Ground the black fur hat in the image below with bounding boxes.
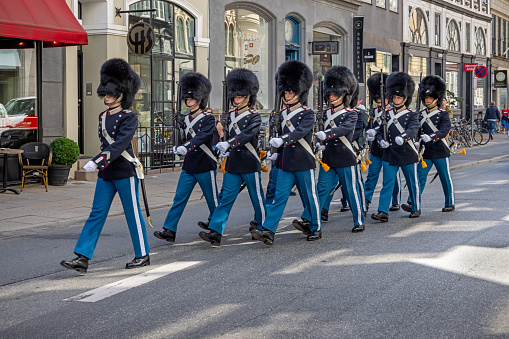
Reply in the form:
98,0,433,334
226,68,259,107
276,60,313,105
323,66,359,108
386,72,415,107
179,72,212,110
367,72,388,104
97,58,140,109
419,75,446,106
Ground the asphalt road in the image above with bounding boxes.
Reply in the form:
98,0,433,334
1,159,509,338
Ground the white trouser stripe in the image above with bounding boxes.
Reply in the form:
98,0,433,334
350,166,362,224
446,157,455,205
310,169,321,231
253,172,265,224
130,176,146,256
413,163,420,210
210,170,218,207
396,170,401,202
356,165,366,209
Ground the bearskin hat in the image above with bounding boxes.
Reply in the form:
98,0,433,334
276,60,313,105
367,72,388,104
323,66,359,108
385,72,415,107
419,75,446,106
179,72,212,110
226,68,259,107
97,58,140,109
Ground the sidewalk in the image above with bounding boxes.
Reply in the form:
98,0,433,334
1,133,508,237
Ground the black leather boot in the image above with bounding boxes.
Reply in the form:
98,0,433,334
340,205,350,212
442,205,455,212
250,228,275,246
321,208,329,222
126,254,150,269
197,220,210,230
248,220,258,232
60,254,89,273
371,212,389,222
401,203,412,213
153,229,176,243
292,218,311,235
199,230,221,246
409,210,421,218
389,204,400,211
352,224,365,233
306,229,322,241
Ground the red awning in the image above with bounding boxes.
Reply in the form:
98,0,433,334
0,0,88,47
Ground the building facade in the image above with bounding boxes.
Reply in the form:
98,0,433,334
491,0,509,108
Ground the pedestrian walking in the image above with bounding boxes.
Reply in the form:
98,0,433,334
60,58,150,273
484,101,501,140
371,72,420,222
198,68,266,246
501,104,509,133
153,72,219,243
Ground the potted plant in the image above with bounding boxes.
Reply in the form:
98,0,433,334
48,137,80,186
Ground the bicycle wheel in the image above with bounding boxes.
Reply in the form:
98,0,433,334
450,129,461,145
479,127,490,145
461,131,472,148
472,130,483,145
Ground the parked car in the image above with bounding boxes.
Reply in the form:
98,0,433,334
0,97,37,148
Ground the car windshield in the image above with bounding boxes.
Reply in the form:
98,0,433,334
0,104,7,118
4,98,35,116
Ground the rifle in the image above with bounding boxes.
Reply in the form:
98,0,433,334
380,72,388,141
269,88,282,154
221,80,230,141
173,81,183,147
315,78,325,134
416,73,423,140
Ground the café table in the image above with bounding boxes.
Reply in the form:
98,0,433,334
0,148,24,194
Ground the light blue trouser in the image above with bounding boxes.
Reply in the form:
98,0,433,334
364,154,401,206
74,177,150,259
355,163,367,212
163,170,218,232
262,169,321,233
317,165,365,226
417,157,455,207
265,165,279,205
378,162,420,214
209,171,266,235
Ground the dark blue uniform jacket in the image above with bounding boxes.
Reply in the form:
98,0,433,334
92,107,137,181
225,107,262,174
420,107,451,159
322,107,358,168
369,106,385,157
181,111,217,174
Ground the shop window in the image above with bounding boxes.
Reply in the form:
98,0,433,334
224,9,270,110
446,20,460,52
312,30,342,109
475,27,486,55
409,9,428,45
365,52,392,104
445,62,459,108
408,55,428,110
474,77,485,109
0,48,38,149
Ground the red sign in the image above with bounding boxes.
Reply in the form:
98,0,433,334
464,63,478,72
474,65,488,78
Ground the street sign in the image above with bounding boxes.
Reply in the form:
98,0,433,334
474,65,488,78
464,63,478,72
494,70,507,88
363,48,376,63
127,22,154,56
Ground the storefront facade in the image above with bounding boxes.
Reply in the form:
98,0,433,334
491,1,509,109
402,0,491,119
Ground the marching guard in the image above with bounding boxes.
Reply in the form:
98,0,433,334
402,75,454,213
314,66,365,232
371,72,420,222
153,72,219,243
199,69,266,246
60,58,150,272
364,73,401,213
251,60,321,245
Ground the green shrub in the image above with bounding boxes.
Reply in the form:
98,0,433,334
50,137,80,165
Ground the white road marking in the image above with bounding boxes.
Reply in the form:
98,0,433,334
63,261,200,303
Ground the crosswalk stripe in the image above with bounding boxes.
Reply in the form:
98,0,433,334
63,261,201,303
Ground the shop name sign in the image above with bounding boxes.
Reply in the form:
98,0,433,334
494,70,507,88
233,31,260,41
464,63,478,72
127,22,155,56
353,16,364,83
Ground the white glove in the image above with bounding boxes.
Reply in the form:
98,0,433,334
366,135,375,142
266,151,278,161
395,136,404,145
216,141,230,153
220,151,230,158
413,141,421,150
318,144,326,151
366,129,377,138
379,140,390,148
315,131,327,141
269,137,284,148
420,134,432,143
172,145,178,154
83,161,98,172
176,146,188,156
